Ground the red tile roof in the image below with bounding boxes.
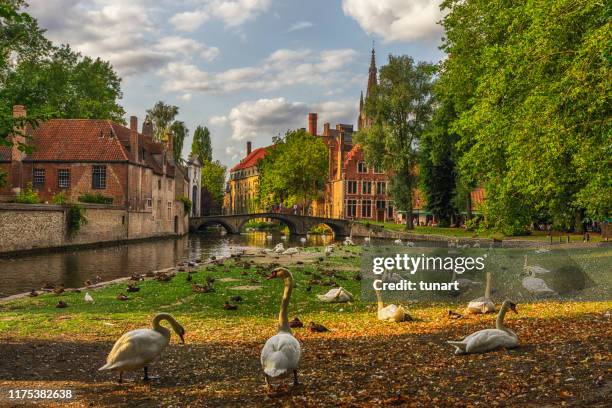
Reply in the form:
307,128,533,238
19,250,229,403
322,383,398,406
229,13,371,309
230,146,270,172
343,143,362,167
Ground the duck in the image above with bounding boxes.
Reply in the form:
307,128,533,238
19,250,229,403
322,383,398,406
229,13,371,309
447,300,519,355
308,322,329,332
316,287,353,303
127,284,140,292
282,247,299,258
288,317,304,328
29,289,38,297
223,301,238,310
465,272,496,314
261,268,301,389
523,255,550,275
84,280,93,286
192,283,214,293
53,285,65,295
56,300,68,308
448,310,463,319
186,274,193,282
84,292,94,303
116,293,129,301
43,282,55,290
99,313,185,383
155,272,172,282
230,295,243,302
375,289,409,322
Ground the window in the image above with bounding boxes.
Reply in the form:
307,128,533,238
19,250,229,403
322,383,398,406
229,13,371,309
156,199,162,218
58,169,70,188
376,181,386,195
357,161,367,173
167,201,172,220
374,164,384,174
158,180,162,190
361,200,372,218
362,181,372,195
346,199,357,218
347,180,358,194
376,200,386,210
33,168,45,188
387,204,394,218
92,165,107,189
146,198,152,208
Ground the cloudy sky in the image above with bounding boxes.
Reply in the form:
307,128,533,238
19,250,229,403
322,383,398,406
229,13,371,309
26,0,445,167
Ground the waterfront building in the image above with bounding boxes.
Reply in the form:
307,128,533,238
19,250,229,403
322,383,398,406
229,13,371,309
224,142,270,214
186,154,202,216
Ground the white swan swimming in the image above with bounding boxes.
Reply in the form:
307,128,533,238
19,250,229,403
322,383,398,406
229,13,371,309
448,300,519,355
375,289,407,322
465,272,495,314
261,268,301,389
99,313,185,382
316,287,353,303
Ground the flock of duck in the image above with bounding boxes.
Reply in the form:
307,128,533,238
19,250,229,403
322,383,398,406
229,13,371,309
97,240,527,389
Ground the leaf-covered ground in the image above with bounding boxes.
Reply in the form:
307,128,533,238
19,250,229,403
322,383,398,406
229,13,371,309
0,247,610,407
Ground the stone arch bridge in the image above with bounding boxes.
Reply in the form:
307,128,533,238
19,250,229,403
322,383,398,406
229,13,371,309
189,213,352,237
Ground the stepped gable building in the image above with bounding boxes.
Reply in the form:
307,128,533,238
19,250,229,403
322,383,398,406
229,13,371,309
0,105,188,232
225,141,270,214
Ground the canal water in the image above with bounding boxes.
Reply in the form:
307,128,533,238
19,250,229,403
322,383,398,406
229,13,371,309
0,232,340,298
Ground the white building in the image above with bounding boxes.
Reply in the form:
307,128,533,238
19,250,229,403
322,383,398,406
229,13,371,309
186,154,202,217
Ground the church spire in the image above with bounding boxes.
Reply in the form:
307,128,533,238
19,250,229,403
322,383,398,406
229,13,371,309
359,90,364,112
366,46,377,98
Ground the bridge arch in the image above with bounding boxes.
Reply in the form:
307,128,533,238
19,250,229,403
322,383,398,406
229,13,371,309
194,219,238,234
237,214,299,235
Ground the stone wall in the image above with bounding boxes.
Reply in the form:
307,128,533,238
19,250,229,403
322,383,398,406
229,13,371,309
0,203,187,254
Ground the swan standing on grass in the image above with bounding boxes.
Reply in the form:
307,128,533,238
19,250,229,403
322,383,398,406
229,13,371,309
447,300,519,355
282,247,299,258
465,272,495,314
99,313,185,383
261,268,301,390
274,243,285,254
375,289,407,322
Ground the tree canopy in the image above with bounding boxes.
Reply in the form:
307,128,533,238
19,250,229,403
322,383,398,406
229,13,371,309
145,101,186,162
191,126,212,164
201,160,227,207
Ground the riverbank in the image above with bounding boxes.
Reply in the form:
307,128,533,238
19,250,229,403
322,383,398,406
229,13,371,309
0,245,610,407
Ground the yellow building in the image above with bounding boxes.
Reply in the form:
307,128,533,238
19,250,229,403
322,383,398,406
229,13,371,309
224,142,270,214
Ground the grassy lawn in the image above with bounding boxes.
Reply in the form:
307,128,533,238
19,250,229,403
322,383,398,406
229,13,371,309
363,221,605,242
0,246,610,407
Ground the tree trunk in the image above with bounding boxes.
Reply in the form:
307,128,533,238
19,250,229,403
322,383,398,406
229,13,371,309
465,191,472,220
405,206,414,230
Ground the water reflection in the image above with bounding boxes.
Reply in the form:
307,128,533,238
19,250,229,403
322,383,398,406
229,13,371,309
0,231,337,297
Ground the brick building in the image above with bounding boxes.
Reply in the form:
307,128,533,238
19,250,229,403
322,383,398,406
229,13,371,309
0,105,188,233
224,141,270,214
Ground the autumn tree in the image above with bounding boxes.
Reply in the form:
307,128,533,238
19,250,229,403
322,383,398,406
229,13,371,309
257,129,328,213
355,55,436,230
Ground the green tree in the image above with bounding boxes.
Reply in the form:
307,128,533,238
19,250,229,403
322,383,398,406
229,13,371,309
145,101,179,142
191,125,212,163
201,159,226,206
170,121,188,163
257,129,328,212
355,55,436,230
439,0,611,233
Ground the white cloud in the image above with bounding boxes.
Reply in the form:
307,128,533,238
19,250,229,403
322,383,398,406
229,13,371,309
170,10,210,32
342,0,443,42
211,97,358,140
155,36,219,62
158,48,358,94
179,93,193,101
287,21,314,32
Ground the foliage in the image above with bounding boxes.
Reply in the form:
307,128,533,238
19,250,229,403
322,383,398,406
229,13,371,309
178,195,192,214
145,101,179,142
170,121,188,163
439,0,611,232
1,44,125,123
51,191,67,205
0,169,6,188
78,192,113,204
257,129,328,211
191,126,212,164
14,183,40,203
201,159,226,206
355,55,436,230
66,203,86,236
243,220,279,231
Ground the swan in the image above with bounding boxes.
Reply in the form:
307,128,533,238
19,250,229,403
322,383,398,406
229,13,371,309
274,245,285,254
99,313,185,382
266,235,273,240
300,237,306,244
465,272,495,314
281,235,287,241
523,255,550,275
282,247,299,257
364,236,371,244
343,236,354,246
534,248,550,254
84,292,94,303
316,287,353,303
447,300,519,355
393,239,402,245
324,245,334,256
522,273,556,296
261,268,301,389
375,289,407,322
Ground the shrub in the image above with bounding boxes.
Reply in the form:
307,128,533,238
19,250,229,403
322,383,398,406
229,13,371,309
14,183,41,204
78,192,113,204
67,204,87,236
52,192,68,204
178,196,192,213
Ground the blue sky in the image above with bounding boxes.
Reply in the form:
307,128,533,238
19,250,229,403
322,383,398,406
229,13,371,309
27,0,445,167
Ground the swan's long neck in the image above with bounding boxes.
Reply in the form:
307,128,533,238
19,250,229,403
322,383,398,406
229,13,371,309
484,272,491,300
278,274,293,333
152,313,176,338
375,288,384,311
495,304,510,332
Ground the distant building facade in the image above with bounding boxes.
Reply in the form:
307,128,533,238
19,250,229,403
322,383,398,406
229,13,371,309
224,141,270,214
186,154,202,217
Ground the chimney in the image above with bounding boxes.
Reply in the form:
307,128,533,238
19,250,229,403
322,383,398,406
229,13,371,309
308,112,318,135
129,116,139,162
246,141,252,156
337,133,344,178
10,105,27,193
141,120,153,140
323,122,330,136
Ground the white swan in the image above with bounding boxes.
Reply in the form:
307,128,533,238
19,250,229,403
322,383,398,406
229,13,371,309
282,247,299,257
364,236,371,244
448,300,519,355
299,237,306,244
316,287,353,303
523,255,550,275
324,246,333,256
99,313,185,382
261,268,301,389
343,237,354,246
393,239,402,245
465,272,495,314
522,273,556,295
375,289,407,322
274,244,285,254
84,292,94,303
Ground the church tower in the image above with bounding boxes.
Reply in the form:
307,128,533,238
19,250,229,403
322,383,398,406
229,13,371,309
358,47,377,131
